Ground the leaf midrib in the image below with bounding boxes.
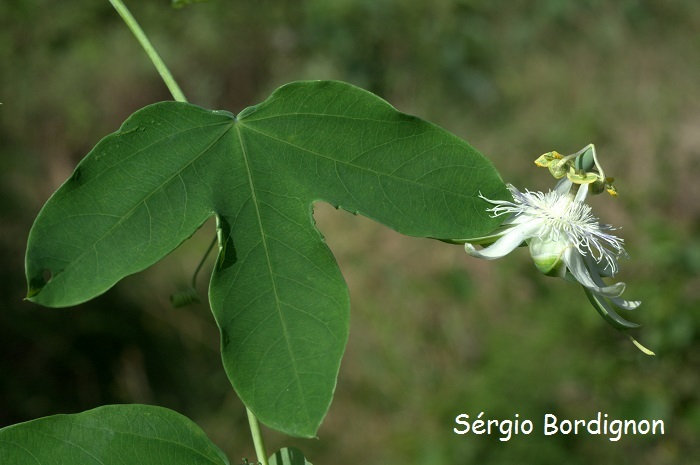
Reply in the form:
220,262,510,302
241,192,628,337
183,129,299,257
234,123,312,427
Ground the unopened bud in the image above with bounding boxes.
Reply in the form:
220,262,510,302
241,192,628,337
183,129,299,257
548,159,569,179
535,151,563,168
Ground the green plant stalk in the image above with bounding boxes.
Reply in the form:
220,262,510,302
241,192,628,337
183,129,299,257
107,1,270,462
108,0,188,103
247,408,270,465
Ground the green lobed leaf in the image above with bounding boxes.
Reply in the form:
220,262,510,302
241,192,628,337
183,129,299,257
25,80,509,437
0,405,229,464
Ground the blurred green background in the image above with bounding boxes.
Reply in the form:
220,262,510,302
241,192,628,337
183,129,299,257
1,1,699,463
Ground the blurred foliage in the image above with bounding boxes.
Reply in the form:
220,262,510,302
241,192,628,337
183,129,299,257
1,0,699,464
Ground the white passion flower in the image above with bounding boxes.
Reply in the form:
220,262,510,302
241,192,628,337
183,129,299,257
464,173,652,354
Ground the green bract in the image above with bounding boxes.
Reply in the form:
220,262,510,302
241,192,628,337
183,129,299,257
529,237,568,277
25,80,509,437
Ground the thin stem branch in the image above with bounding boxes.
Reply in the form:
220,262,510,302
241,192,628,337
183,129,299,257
246,408,270,465
108,0,188,103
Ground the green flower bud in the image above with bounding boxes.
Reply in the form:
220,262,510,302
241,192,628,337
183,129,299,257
534,151,563,168
548,159,569,178
590,179,606,195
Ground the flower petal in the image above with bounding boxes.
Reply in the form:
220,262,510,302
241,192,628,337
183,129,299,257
574,182,590,203
464,221,540,260
582,256,641,310
628,335,655,355
564,248,625,297
582,286,640,330
554,178,573,195
609,297,642,310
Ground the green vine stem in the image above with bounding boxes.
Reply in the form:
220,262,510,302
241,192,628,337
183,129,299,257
108,1,270,463
108,0,188,103
247,408,270,465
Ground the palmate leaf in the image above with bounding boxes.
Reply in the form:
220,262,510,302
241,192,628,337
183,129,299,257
0,405,229,464
25,80,509,437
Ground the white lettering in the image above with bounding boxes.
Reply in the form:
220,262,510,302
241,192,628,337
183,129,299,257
499,420,513,442
636,420,648,434
609,420,622,442
454,412,665,441
472,412,485,434
559,419,572,435
453,414,470,435
543,414,558,435
587,412,601,435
